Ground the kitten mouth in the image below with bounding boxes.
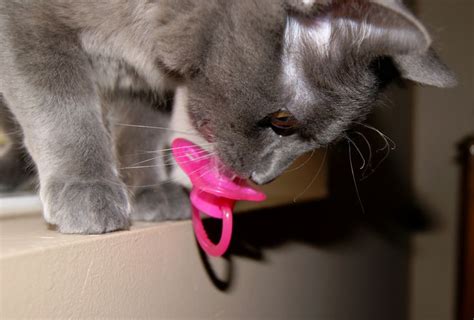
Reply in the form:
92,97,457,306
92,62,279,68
196,120,214,143
172,138,249,186
211,157,240,181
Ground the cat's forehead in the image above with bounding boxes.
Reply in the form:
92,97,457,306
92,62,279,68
198,1,381,121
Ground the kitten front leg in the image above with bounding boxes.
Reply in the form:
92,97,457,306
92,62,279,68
1,45,129,234
106,92,191,222
132,183,190,222
3,89,130,233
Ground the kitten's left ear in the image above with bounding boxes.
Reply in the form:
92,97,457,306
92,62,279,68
285,0,432,55
285,0,456,87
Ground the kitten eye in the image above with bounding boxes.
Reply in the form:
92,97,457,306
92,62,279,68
269,110,299,136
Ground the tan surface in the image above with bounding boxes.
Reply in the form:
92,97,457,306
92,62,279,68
1,214,408,320
0,215,161,259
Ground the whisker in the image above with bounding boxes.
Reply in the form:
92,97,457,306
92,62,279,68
121,164,171,170
115,123,197,135
173,152,216,165
120,163,209,188
345,135,366,170
366,145,392,178
120,153,216,170
293,148,328,202
123,143,216,159
126,148,212,167
102,168,193,189
127,155,163,167
135,142,216,155
353,122,398,179
0,129,23,137
355,122,396,150
284,149,316,174
348,140,366,214
196,162,221,180
352,131,373,178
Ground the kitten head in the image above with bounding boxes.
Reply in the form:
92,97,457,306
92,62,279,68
162,0,456,184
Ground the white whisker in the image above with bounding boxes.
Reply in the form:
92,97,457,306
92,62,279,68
122,163,208,188
345,135,366,170
0,129,23,137
120,153,216,170
293,148,327,202
355,122,396,150
352,131,372,178
354,122,397,179
284,149,316,174
124,143,215,159
115,123,197,135
126,148,212,167
135,142,216,155
348,140,365,214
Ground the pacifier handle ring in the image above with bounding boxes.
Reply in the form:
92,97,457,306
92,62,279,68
191,204,233,257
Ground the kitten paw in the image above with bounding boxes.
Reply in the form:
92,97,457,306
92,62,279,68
42,179,130,234
131,183,191,221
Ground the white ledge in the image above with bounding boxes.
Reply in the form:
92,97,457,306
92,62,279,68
0,194,43,218
0,213,408,319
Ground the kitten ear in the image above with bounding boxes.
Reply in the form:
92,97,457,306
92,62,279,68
285,0,457,87
393,48,457,87
285,0,432,56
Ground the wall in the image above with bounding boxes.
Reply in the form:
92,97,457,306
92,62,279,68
411,1,474,319
1,212,408,319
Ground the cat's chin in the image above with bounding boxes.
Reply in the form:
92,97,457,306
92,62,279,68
250,173,277,186
249,171,278,186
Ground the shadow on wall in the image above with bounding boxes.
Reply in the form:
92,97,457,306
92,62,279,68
198,84,435,294
199,138,423,292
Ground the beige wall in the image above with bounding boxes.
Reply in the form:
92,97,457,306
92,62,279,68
411,1,474,319
1,215,409,320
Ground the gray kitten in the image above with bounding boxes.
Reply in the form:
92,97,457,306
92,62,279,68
0,0,455,233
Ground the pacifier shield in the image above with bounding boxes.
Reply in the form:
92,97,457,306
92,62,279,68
171,138,266,257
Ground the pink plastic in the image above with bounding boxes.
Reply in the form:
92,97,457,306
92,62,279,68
171,138,266,256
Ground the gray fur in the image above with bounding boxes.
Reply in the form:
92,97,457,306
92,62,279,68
394,48,457,87
102,90,191,222
0,0,454,233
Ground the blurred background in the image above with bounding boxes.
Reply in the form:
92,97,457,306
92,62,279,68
0,1,472,319
389,1,473,318
321,0,474,318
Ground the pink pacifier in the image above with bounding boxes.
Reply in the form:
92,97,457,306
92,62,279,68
171,138,266,256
